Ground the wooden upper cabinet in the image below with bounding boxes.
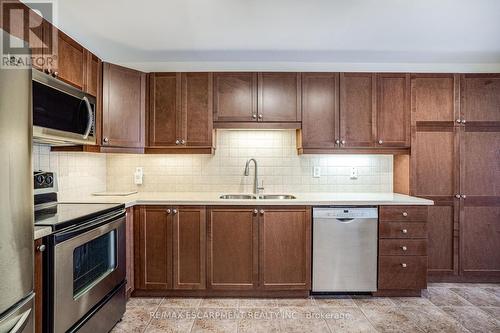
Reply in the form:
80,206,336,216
182,73,213,147
259,207,311,290
84,51,101,97
135,206,172,290
149,73,181,147
258,73,301,122
461,74,500,123
54,31,85,89
301,73,339,149
214,72,257,122
102,63,146,148
173,207,206,290
339,73,376,147
376,74,410,147
208,208,258,290
411,74,458,123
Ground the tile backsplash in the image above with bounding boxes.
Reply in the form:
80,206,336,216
107,130,393,193
33,144,107,199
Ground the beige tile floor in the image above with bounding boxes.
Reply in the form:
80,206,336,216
111,283,500,333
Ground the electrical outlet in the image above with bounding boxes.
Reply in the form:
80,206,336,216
350,167,358,179
313,166,321,178
134,167,143,185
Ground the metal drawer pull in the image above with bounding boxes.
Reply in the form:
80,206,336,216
402,212,408,217
253,209,258,214
37,244,46,252
259,209,265,215
166,209,171,214
172,209,178,214
401,229,408,234
401,246,407,251
401,263,407,268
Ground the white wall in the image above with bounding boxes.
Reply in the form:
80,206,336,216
106,130,393,193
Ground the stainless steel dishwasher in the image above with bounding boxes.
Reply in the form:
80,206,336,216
312,207,378,292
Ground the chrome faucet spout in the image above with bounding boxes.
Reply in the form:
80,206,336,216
244,158,263,195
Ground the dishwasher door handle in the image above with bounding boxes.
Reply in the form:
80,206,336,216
335,218,355,223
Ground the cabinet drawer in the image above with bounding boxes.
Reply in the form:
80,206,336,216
378,256,427,290
379,222,427,239
380,206,427,222
379,239,427,256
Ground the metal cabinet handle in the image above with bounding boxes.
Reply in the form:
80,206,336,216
461,119,466,124
37,244,46,252
172,209,178,214
166,209,171,214
401,263,407,268
455,194,461,198
461,195,466,199
402,229,408,234
175,139,180,145
258,114,263,119
252,114,257,119
103,137,109,143
456,119,461,123
181,139,186,145
402,212,408,217
401,246,407,251
53,71,58,77
253,209,258,214
341,140,346,145
378,140,383,145
259,209,264,215
335,139,340,145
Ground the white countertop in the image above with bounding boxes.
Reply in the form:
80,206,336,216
34,192,432,240
60,192,434,208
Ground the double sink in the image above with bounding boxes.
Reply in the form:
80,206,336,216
220,194,296,200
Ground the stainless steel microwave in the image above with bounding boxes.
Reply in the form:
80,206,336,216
32,70,96,146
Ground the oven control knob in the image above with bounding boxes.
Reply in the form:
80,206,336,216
45,175,53,185
35,175,45,185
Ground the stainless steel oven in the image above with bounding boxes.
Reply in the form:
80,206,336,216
32,69,96,146
45,208,126,333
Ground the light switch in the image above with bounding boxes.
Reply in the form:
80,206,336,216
313,166,321,178
350,167,358,179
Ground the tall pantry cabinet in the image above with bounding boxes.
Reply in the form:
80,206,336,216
410,74,500,282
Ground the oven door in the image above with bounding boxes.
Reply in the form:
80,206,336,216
32,69,96,146
52,210,125,333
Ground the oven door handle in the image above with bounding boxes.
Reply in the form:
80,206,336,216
82,96,93,139
54,209,125,244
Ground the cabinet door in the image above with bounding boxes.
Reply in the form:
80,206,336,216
135,206,172,290
34,239,43,333
376,74,410,147
339,73,376,147
411,74,458,123
55,31,85,89
258,73,301,122
301,73,339,149
259,207,311,290
459,130,500,280
125,207,134,296
461,74,500,123
173,206,206,290
149,73,181,147
102,63,146,148
213,73,257,122
84,51,101,97
208,208,258,290
181,73,213,147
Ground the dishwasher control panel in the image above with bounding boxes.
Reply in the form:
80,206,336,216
313,207,378,219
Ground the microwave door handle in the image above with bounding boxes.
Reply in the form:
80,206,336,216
82,96,93,139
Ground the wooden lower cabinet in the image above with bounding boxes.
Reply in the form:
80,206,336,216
259,207,311,290
125,207,135,297
134,205,311,296
376,206,428,296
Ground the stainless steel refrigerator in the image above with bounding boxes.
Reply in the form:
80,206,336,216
0,29,35,333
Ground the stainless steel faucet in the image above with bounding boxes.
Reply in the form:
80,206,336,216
244,158,264,195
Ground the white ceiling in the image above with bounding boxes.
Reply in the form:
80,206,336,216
26,0,500,72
